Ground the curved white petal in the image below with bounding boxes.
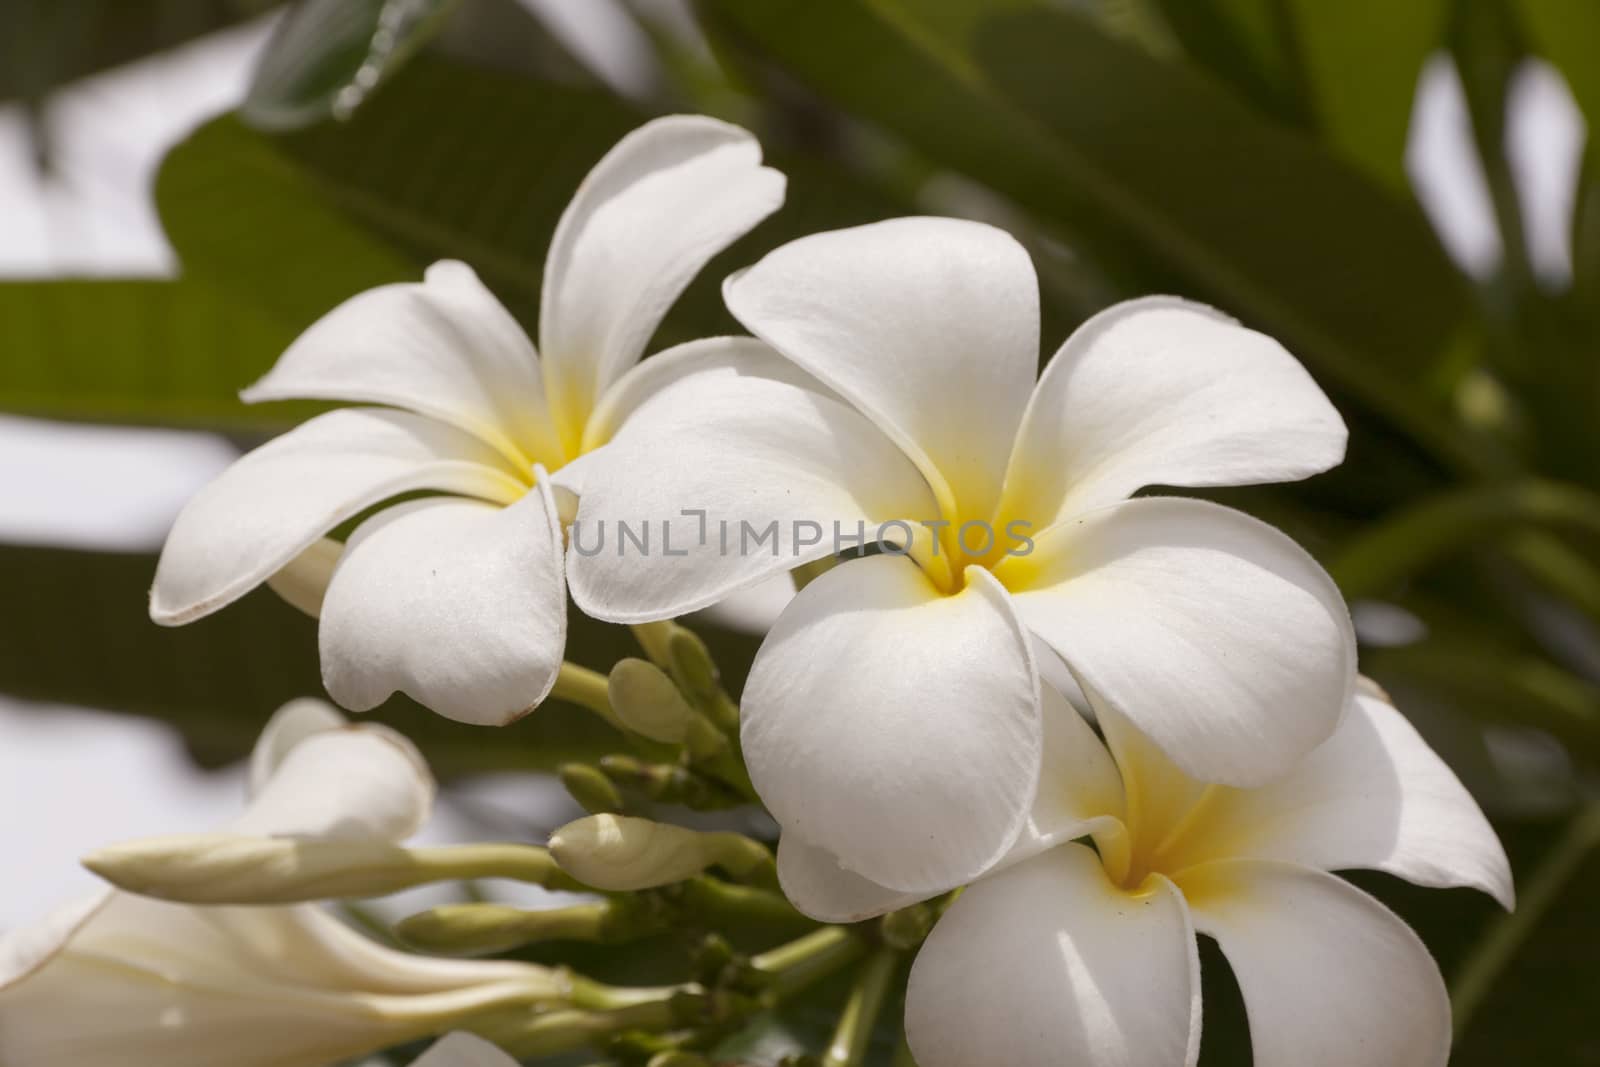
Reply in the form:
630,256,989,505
566,375,940,623
1000,297,1347,524
1183,860,1451,1067
414,1033,519,1067
1009,682,1126,862
319,477,566,725
724,216,1038,524
243,261,560,467
578,335,823,455
1186,680,1513,908
233,723,435,842
775,836,927,923
742,558,1040,894
266,537,342,618
906,843,1200,1067
1001,497,1355,787
247,697,349,795
0,892,109,991
540,115,785,451
0,893,553,1067
151,408,524,626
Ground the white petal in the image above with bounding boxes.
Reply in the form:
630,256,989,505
775,836,926,923
1000,297,1347,524
265,537,342,618
1010,682,1126,861
0,892,109,990
723,216,1037,524
742,558,1040,894
247,697,349,795
540,115,785,451
0,894,552,1067
566,375,939,623
1001,497,1355,787
151,408,525,625
243,261,560,467
577,335,822,455
319,477,566,725
1187,680,1514,908
414,1033,519,1067
1183,860,1451,1067
906,843,1200,1067
232,722,435,842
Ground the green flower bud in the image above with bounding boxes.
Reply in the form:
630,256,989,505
548,815,776,891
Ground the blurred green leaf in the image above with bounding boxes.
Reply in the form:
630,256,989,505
1283,0,1448,189
0,280,312,429
242,0,460,131
0,544,762,777
157,115,421,332
162,57,913,349
703,0,1489,473
0,0,276,104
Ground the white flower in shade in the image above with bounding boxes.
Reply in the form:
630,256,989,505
0,701,562,1067
151,115,787,725
778,680,1512,1067
567,215,1356,894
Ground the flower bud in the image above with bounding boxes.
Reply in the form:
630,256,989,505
84,834,574,904
398,901,658,956
548,815,775,891
559,763,624,813
608,658,697,743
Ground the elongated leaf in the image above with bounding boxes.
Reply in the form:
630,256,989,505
242,0,460,130
0,0,277,104
0,543,761,776
156,117,420,332
0,280,313,429
704,0,1489,473
1285,0,1449,189
161,57,913,350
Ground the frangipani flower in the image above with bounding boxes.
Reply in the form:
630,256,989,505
151,115,786,724
793,679,1510,1067
568,216,1356,893
0,700,562,1067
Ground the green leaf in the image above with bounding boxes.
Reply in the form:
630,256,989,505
160,57,915,349
0,279,313,429
0,544,763,777
156,115,421,333
1283,0,1449,189
241,0,460,131
702,0,1490,474
0,0,277,104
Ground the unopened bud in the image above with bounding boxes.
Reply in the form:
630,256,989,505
399,899,659,956
608,658,697,743
599,754,720,807
84,834,577,903
549,815,776,891
85,833,423,904
559,763,624,813
667,628,720,705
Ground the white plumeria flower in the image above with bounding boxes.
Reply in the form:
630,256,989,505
151,115,786,725
0,700,563,1067
790,681,1512,1067
568,216,1356,894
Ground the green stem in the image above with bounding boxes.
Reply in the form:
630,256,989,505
552,661,623,729
822,949,899,1067
1329,480,1600,599
632,620,678,668
754,926,868,999
1450,802,1600,1036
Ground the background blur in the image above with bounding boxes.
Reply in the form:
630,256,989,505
1,0,1597,1062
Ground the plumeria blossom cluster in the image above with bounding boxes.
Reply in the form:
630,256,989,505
5,114,1515,1066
